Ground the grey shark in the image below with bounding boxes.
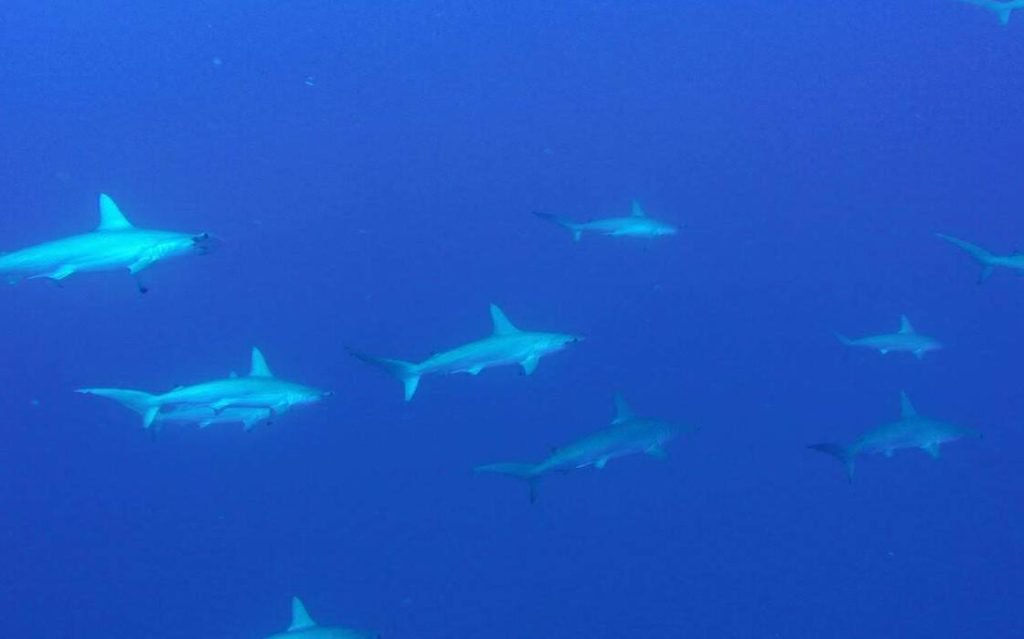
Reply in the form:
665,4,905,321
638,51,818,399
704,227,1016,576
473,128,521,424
835,315,941,359
809,391,980,481
347,304,581,401
78,347,329,430
476,394,693,501
533,200,677,242
0,193,214,291
265,596,377,639
956,0,1024,24
937,233,1024,283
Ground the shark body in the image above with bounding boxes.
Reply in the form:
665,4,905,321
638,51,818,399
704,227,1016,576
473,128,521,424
348,304,581,400
937,233,1024,282
809,392,979,481
476,395,691,501
265,597,377,639
0,194,214,290
78,347,329,430
835,315,941,359
533,200,677,242
957,0,1024,25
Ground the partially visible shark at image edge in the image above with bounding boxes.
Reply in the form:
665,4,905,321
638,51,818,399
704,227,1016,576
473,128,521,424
955,0,1024,25
263,596,377,639
937,233,1024,282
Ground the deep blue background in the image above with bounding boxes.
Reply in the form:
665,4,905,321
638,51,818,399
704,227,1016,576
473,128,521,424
1,1,1022,637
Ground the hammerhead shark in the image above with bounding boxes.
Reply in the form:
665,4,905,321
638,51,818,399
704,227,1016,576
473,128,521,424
348,304,581,400
937,233,1024,283
476,394,693,502
532,200,677,242
835,315,942,359
78,347,329,430
809,391,980,481
0,193,215,292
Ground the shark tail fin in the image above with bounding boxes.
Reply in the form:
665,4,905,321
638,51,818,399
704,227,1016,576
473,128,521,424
532,211,582,242
808,443,856,482
475,462,542,503
76,388,161,429
346,347,421,401
936,233,997,283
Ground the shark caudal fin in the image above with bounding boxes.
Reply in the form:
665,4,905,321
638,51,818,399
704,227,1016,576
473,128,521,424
475,462,543,503
936,233,998,283
532,211,583,242
808,443,856,482
346,347,421,400
76,388,161,428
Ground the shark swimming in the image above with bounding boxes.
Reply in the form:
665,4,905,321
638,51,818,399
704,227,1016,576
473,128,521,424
937,233,1024,283
78,347,330,430
956,0,1024,25
264,596,377,639
0,193,215,292
476,394,692,502
835,315,941,359
809,391,980,481
347,304,581,401
532,200,677,242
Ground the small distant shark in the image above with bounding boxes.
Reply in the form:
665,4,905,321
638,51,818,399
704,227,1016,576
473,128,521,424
264,596,377,639
78,347,330,430
835,315,941,359
347,304,581,401
809,391,980,481
532,200,677,242
0,193,215,292
937,233,1024,283
956,0,1024,25
476,394,692,502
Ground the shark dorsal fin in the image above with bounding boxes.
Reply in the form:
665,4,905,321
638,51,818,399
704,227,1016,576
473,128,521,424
489,304,520,335
97,194,134,231
288,597,317,632
612,393,634,424
630,200,647,217
899,391,918,419
250,347,274,377
899,315,915,334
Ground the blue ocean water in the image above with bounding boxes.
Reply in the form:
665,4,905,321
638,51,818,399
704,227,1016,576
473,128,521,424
1,1,1022,637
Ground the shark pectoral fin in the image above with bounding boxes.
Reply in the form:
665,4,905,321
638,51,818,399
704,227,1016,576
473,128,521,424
199,419,215,429
466,366,484,376
142,406,160,429
646,445,667,459
211,399,232,414
31,265,77,281
923,442,941,459
521,356,539,376
913,350,925,360
883,449,894,458
979,265,994,284
243,417,262,432
572,229,582,242
594,457,609,470
879,349,889,355
128,257,155,275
